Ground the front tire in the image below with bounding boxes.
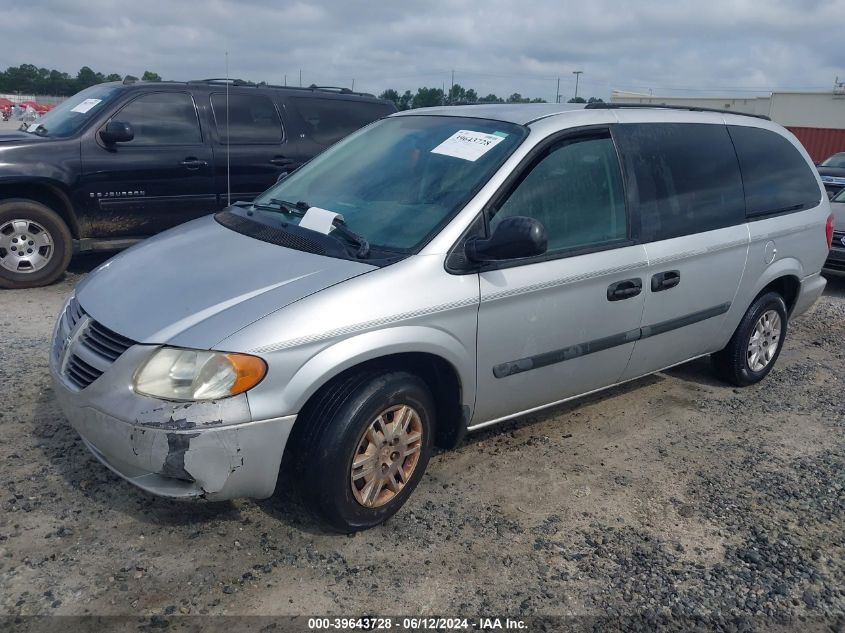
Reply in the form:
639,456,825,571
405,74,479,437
292,371,436,532
712,291,787,386
0,199,73,289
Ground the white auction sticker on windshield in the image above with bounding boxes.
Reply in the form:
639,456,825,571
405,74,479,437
431,130,506,162
26,123,40,132
70,98,102,114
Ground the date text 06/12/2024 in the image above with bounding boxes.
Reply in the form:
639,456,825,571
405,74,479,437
306,617,528,630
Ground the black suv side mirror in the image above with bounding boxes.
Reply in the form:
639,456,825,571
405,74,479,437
465,216,547,262
99,121,134,144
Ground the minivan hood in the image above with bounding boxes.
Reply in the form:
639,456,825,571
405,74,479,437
76,215,376,349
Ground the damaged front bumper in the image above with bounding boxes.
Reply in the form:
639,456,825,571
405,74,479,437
50,343,295,501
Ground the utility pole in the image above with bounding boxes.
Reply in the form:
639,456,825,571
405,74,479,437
299,69,302,87
573,70,583,100
351,79,355,91
283,74,287,86
450,69,454,104
556,77,561,103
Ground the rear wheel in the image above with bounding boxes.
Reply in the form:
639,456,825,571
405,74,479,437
0,199,72,289
712,291,787,386
291,370,435,532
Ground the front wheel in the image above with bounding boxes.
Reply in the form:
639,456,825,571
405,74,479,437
712,291,788,386
0,199,73,289
292,371,436,532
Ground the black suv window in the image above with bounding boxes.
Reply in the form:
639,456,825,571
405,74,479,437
113,92,202,145
728,125,821,217
210,94,283,144
614,123,745,242
289,97,392,145
490,134,627,253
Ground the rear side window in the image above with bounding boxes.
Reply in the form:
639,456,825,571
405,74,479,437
210,94,283,144
728,125,821,217
614,123,745,241
289,97,392,145
114,92,202,145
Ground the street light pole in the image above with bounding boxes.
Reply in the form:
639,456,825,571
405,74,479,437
573,71,583,100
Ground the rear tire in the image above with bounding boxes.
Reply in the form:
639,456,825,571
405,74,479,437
712,291,787,387
290,370,436,532
0,199,72,289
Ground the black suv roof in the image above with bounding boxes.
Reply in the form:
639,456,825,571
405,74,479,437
117,77,385,102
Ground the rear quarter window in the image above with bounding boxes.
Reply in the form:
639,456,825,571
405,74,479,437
289,97,394,146
614,123,746,242
728,125,821,217
210,93,283,144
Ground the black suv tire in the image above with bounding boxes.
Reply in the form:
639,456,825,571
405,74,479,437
0,199,73,289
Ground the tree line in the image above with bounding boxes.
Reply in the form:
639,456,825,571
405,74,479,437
0,64,607,107
0,64,162,96
378,83,604,109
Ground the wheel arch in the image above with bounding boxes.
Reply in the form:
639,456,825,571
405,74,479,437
750,258,803,315
280,327,475,450
0,180,81,238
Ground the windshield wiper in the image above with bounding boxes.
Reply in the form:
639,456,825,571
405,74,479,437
331,217,370,259
252,198,370,258
19,123,47,136
251,198,308,217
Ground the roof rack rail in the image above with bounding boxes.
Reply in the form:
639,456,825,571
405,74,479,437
585,102,771,121
188,78,255,86
186,79,375,98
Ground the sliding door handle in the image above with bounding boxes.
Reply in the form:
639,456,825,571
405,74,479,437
651,270,680,292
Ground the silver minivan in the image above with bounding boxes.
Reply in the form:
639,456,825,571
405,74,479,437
50,103,833,531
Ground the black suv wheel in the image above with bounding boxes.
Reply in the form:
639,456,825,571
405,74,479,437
0,199,72,289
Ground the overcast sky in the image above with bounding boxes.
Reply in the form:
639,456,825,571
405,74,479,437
3,0,844,101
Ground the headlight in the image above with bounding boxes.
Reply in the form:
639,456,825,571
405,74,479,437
134,347,267,401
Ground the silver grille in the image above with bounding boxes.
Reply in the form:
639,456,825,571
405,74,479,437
56,296,137,390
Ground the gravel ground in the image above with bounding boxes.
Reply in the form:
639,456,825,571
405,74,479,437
0,255,843,631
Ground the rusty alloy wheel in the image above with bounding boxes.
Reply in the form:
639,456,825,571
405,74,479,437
350,404,423,508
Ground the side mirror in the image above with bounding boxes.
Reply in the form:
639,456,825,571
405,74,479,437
99,121,134,144
465,216,547,262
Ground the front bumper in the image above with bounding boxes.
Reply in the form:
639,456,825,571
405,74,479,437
49,315,294,501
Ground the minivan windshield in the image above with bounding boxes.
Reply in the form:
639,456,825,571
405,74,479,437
22,84,122,138
820,153,845,168
252,116,526,251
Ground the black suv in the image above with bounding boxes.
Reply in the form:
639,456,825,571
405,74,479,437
0,79,396,288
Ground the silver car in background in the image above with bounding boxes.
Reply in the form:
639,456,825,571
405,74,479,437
50,103,833,531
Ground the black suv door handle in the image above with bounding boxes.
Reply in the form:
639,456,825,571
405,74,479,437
607,278,643,301
269,156,296,167
180,157,208,170
651,270,681,292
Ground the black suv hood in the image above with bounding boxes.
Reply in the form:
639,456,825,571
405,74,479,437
0,130,51,145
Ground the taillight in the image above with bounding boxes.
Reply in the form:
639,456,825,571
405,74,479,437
825,214,834,250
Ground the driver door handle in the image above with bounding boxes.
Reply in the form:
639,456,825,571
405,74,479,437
269,156,296,167
607,278,643,301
